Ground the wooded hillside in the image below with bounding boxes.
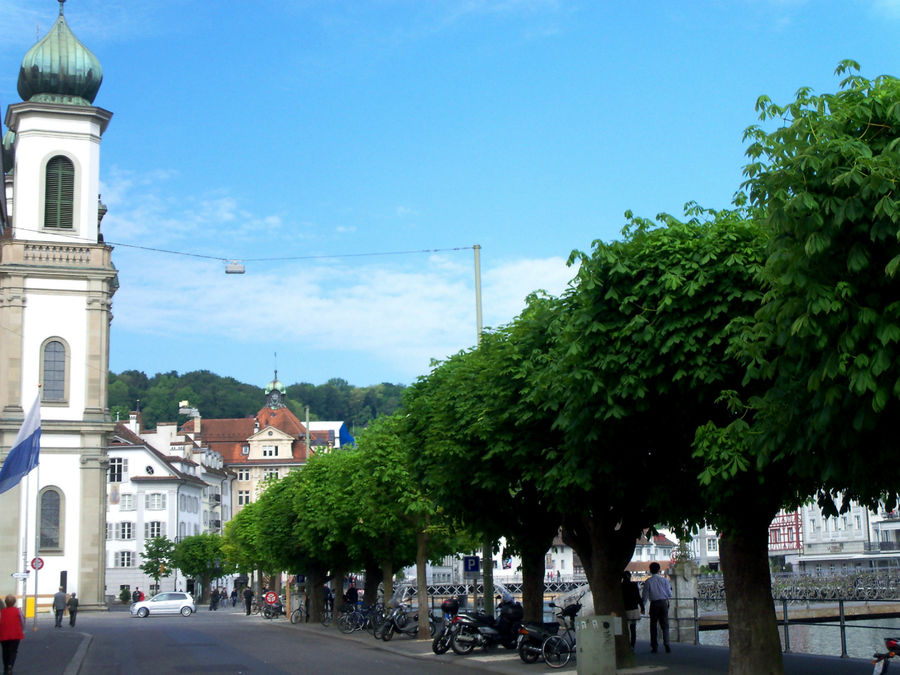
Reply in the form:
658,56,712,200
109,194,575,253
108,370,405,433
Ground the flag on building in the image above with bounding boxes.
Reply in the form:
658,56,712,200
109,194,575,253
0,393,41,495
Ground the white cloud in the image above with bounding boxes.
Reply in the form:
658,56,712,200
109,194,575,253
111,248,573,380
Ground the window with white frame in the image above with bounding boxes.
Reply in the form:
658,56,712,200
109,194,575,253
707,538,718,552
116,551,133,567
265,468,278,480
117,522,133,540
238,490,250,505
238,468,250,481
203,510,208,525
120,493,134,511
262,445,278,457
145,493,166,510
109,458,127,483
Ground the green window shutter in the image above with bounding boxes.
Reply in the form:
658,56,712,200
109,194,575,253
44,155,74,229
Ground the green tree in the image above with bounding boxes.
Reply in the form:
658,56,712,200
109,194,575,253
139,536,175,592
539,205,771,667
743,62,900,510
405,294,563,623
172,533,228,603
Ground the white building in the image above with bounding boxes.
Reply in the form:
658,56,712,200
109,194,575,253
105,417,235,598
0,4,116,609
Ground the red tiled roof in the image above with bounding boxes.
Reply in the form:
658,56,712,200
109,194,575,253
181,407,309,465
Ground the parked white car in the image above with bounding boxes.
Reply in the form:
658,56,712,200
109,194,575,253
130,591,195,617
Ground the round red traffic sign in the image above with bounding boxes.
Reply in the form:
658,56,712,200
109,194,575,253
30,557,43,570
264,591,278,605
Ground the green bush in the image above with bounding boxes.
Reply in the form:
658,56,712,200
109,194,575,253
119,588,132,604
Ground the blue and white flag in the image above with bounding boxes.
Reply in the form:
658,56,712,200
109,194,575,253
0,393,41,495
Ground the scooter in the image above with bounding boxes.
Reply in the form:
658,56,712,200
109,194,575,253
432,598,461,654
873,637,900,674
450,585,523,655
516,620,560,663
377,603,434,640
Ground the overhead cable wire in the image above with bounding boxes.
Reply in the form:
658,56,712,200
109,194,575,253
7,224,473,263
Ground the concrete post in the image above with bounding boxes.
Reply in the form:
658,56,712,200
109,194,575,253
670,561,700,643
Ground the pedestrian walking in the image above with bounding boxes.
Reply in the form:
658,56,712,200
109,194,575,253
641,562,672,653
209,588,220,611
621,571,644,649
230,588,237,607
0,594,25,675
243,587,254,615
52,587,66,628
66,592,79,627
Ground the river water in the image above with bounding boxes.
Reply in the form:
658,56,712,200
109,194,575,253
699,617,900,659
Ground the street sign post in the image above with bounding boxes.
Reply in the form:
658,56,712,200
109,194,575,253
30,557,43,570
463,555,480,577
11,572,29,580
264,591,278,605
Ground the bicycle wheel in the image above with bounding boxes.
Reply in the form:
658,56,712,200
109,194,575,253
542,635,572,668
290,607,305,624
338,612,358,633
320,608,333,627
251,602,260,615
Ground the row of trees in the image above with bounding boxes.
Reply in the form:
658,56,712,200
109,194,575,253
138,65,900,674
108,370,405,431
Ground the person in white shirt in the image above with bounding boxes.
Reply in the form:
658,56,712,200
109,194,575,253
641,562,672,653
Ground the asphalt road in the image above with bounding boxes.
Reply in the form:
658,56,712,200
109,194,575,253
76,607,488,674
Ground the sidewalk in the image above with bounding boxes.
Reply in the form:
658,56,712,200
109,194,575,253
11,615,91,675
281,620,873,674
18,607,874,674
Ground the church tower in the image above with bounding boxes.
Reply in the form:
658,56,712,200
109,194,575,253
0,1,116,609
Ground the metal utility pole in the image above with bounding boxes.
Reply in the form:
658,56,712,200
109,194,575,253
473,245,494,614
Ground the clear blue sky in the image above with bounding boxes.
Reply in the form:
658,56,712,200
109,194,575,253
2,0,899,389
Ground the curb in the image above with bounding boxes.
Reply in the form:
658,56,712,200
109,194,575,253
63,632,93,675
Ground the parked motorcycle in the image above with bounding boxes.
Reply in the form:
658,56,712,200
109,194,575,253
450,584,524,655
873,636,900,674
432,598,461,654
376,584,435,641
262,595,285,619
516,620,560,663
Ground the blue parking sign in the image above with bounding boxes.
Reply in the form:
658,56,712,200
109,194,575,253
463,555,480,573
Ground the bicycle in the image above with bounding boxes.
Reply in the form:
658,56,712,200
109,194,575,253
290,604,306,624
319,607,333,627
541,593,583,669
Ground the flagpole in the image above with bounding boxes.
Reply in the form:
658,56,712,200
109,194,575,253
32,462,39,632
21,458,29,605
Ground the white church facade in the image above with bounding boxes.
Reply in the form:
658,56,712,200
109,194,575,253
0,2,117,610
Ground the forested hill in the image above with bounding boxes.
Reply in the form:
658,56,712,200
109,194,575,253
108,370,406,433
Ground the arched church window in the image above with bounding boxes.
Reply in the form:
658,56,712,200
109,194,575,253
41,338,68,402
44,155,75,229
39,487,64,552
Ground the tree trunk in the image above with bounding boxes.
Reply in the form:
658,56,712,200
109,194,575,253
562,512,642,668
416,529,431,638
332,565,346,608
720,528,783,674
363,562,381,605
306,566,325,621
483,537,494,614
382,560,393,604
520,542,547,622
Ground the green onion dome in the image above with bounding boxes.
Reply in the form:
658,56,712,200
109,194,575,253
17,2,102,106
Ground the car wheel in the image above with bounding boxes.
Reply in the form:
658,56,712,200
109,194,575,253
180,606,192,616
137,607,149,618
